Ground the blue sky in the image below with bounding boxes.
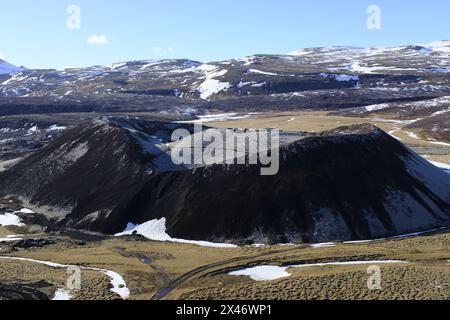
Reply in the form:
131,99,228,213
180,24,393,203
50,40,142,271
1,0,449,69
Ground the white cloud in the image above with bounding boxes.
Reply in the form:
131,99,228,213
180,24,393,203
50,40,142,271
87,35,109,45
0,51,5,60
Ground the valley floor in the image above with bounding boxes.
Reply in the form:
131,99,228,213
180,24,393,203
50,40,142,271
0,224,448,300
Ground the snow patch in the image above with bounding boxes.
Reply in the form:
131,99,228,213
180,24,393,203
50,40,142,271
229,266,291,281
115,218,237,248
64,142,89,162
0,235,23,242
178,113,252,123
229,260,408,281
420,41,450,53
401,153,450,208
99,269,130,299
310,242,336,248
246,69,278,76
428,161,450,171
52,289,72,301
0,257,130,299
287,49,311,56
340,63,384,74
27,126,39,134
319,73,359,82
334,74,359,82
406,131,420,140
365,103,390,112
236,56,258,66
197,66,231,100
237,81,257,88
342,240,372,244
251,82,266,88
198,79,231,99
19,208,34,214
48,125,67,132
0,213,24,227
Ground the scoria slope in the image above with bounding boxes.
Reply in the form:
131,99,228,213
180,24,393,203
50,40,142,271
121,124,450,244
1,119,448,243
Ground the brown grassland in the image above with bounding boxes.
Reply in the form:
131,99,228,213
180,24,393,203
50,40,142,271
0,226,449,300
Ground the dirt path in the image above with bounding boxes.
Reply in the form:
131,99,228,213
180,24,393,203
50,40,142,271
150,247,302,300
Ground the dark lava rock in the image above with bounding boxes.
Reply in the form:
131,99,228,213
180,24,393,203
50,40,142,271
10,238,56,249
0,281,53,300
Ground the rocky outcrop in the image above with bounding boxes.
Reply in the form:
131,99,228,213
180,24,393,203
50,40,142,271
0,281,53,300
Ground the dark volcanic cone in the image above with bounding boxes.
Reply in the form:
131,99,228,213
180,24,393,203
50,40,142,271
0,119,449,243
123,124,450,243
